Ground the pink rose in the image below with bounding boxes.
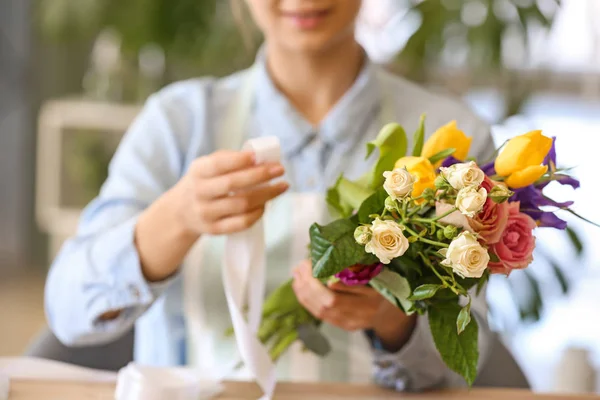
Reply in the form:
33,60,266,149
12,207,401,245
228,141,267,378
467,177,510,244
436,177,509,244
488,202,537,275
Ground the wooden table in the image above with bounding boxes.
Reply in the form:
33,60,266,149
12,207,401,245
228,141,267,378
7,380,600,400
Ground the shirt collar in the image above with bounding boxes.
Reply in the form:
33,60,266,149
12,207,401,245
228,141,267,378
251,47,382,157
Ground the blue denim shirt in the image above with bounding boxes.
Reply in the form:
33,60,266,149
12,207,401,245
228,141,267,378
45,51,494,390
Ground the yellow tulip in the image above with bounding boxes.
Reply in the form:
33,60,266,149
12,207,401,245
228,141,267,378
495,130,553,189
422,121,473,167
394,156,436,197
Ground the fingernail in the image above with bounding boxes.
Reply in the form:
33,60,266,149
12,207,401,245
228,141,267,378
269,165,284,176
277,181,290,191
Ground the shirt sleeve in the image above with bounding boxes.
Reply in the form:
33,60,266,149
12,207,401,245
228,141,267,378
370,287,492,391
45,81,210,347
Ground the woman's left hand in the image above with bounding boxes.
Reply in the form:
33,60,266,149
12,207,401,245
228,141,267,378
292,260,417,352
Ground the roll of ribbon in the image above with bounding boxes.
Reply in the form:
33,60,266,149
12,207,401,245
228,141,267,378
0,373,9,400
222,136,281,400
115,363,223,400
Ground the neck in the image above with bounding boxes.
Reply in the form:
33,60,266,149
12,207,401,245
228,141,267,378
265,38,365,126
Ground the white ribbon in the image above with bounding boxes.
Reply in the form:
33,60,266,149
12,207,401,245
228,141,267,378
0,372,9,400
115,363,223,400
222,136,281,400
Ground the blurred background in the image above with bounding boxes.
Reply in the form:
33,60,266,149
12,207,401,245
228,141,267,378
1,0,599,393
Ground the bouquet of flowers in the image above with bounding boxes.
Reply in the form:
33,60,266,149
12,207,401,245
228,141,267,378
257,116,592,385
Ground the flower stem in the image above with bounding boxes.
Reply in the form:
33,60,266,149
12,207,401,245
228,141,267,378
431,207,458,222
404,226,449,248
413,218,446,230
418,253,460,295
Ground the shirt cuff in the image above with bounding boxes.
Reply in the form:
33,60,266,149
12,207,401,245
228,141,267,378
86,216,179,326
371,314,449,392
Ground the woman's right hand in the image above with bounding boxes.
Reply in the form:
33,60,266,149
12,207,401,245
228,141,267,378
174,149,288,235
136,149,288,282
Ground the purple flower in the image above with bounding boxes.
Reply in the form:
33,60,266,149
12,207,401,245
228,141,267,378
544,137,557,167
335,264,383,286
441,156,462,168
480,161,496,176
511,184,577,229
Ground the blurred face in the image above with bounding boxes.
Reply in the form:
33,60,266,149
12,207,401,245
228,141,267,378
244,0,363,54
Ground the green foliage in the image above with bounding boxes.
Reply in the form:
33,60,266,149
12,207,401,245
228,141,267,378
370,268,413,312
357,188,388,224
412,114,426,157
407,284,443,301
428,148,457,165
365,123,408,189
457,301,472,335
397,0,560,80
309,219,377,279
429,302,479,386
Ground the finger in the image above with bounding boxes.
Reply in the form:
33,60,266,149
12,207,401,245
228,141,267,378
208,206,265,234
201,182,289,221
321,305,370,331
192,150,256,178
292,276,335,318
198,162,285,199
292,260,311,280
327,281,377,296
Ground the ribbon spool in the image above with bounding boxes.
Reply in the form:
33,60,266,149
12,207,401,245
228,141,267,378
115,363,223,400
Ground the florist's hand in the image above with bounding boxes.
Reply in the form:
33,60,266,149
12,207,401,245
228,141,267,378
292,260,417,352
136,150,288,284
175,150,288,235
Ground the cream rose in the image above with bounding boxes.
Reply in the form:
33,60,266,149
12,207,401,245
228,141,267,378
440,161,485,190
456,186,487,217
383,168,415,200
365,218,409,264
440,231,489,278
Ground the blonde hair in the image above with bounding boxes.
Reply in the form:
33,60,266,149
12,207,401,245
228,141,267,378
229,0,258,51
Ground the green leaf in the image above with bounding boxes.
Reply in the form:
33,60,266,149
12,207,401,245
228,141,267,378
365,123,408,189
566,227,584,256
269,329,298,361
428,148,456,165
412,114,426,157
337,176,374,211
429,303,479,386
457,301,472,335
561,207,600,228
370,268,413,312
370,281,400,308
476,270,489,296
408,284,443,301
297,323,332,357
550,262,569,294
262,280,300,318
310,219,373,279
357,188,388,224
488,252,500,263
326,183,353,218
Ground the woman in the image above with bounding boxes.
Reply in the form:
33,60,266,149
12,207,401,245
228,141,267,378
46,0,493,391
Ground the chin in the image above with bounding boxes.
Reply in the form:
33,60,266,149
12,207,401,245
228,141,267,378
276,31,355,55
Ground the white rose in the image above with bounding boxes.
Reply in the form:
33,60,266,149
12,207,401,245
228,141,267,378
440,231,489,278
456,186,487,217
383,168,415,200
440,161,485,190
365,218,409,264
